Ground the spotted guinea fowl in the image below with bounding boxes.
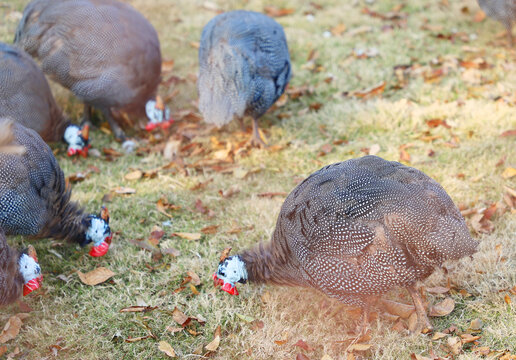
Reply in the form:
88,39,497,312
0,229,42,306
477,0,516,46
0,42,90,157
14,0,171,141
198,10,291,146
0,119,112,257
214,156,478,333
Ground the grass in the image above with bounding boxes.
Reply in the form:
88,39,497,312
1,0,516,359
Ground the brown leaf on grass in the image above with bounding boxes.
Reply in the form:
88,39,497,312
156,198,180,218
166,326,183,333
158,341,176,358
381,299,415,318
469,318,483,331
119,306,158,313
429,297,455,316
352,81,386,98
399,144,412,163
172,232,201,241
0,316,22,343
500,129,516,137
274,331,289,345
67,172,90,183
77,267,115,286
296,354,310,360
184,271,201,286
426,118,451,128
226,225,254,234
195,198,214,218
257,192,288,198
219,186,240,198
447,336,462,355
161,247,180,257
129,238,160,254
431,332,448,340
149,229,165,246
124,170,143,181
190,178,213,191
0,346,6,356
505,294,512,305
219,247,232,263
426,286,450,294
171,307,205,327
113,186,136,194
473,10,486,22
205,325,221,352
294,339,314,352
348,343,373,352
502,167,516,179
161,59,175,72
201,225,219,234
125,335,153,343
318,143,333,157
461,334,481,343
264,6,294,17
331,23,346,36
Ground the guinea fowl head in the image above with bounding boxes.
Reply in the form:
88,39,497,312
213,255,248,295
85,207,112,257
145,95,173,131
19,245,42,296
63,124,90,157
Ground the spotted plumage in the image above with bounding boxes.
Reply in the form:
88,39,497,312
215,156,478,332
477,0,516,45
0,42,69,142
0,119,111,256
198,10,291,146
14,0,162,140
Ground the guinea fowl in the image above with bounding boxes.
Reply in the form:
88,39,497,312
14,0,172,141
214,156,478,333
0,230,42,306
0,119,112,257
477,0,516,46
198,10,291,146
0,42,90,157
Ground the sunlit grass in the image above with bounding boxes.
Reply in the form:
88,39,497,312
1,0,515,359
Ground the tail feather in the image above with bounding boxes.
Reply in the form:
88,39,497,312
0,119,26,155
198,43,247,126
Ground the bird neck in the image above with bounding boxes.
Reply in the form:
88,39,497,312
239,240,300,287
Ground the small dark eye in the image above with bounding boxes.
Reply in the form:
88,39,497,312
233,270,236,273
25,265,27,269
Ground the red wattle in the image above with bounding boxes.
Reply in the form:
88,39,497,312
89,241,109,257
23,275,43,296
145,122,158,132
160,119,174,129
67,148,77,157
221,282,238,296
212,273,224,287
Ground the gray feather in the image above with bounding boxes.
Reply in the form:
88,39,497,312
198,10,291,126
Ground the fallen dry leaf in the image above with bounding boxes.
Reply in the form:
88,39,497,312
352,81,386,98
505,294,512,305
381,299,415,318
0,316,22,343
432,332,448,340
502,167,516,179
125,335,153,343
201,225,219,234
469,318,483,331
119,306,157,313
77,267,115,286
348,343,373,352
205,325,221,352
124,170,143,181
426,286,450,294
294,339,314,352
158,341,176,358
296,353,310,360
113,186,136,195
185,271,201,286
274,330,289,345
156,198,181,218
264,6,294,17
257,192,288,198
429,297,455,316
172,232,201,241
219,247,232,262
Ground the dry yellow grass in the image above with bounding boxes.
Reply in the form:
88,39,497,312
0,0,515,359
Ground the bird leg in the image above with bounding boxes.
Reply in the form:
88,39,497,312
249,117,266,148
81,104,93,128
238,117,246,132
407,284,433,334
100,108,127,142
355,303,371,336
506,24,514,47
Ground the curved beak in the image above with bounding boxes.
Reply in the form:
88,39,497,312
89,234,112,257
23,275,43,296
79,124,90,142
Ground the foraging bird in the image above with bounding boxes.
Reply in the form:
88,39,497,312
14,0,171,141
0,42,90,157
477,0,516,46
0,231,42,306
214,156,478,333
198,10,291,146
0,119,112,257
